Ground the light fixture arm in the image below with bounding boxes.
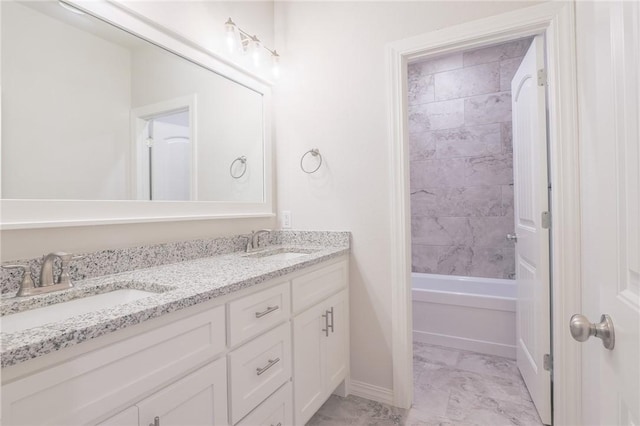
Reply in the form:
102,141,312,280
225,17,279,58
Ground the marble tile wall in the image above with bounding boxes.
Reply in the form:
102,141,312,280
408,38,532,279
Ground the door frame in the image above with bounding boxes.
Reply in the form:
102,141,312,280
385,2,581,425
130,94,198,200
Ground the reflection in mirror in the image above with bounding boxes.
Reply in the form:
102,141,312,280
1,0,265,203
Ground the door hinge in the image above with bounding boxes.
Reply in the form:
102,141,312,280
543,353,552,372
541,211,551,229
537,69,547,86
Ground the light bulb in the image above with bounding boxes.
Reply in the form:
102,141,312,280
271,51,280,79
250,36,262,67
225,18,237,53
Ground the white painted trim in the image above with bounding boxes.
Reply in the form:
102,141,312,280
0,0,274,229
413,331,516,360
349,380,394,406
386,3,582,425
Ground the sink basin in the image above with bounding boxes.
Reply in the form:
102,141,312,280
1,289,155,334
244,247,317,260
260,252,309,261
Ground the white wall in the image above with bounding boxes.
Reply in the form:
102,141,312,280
273,0,544,393
1,1,131,200
1,1,276,261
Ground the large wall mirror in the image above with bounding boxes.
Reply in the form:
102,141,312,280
1,0,273,228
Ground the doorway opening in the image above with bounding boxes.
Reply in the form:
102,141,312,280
386,3,581,426
407,36,550,425
130,95,197,201
142,109,191,201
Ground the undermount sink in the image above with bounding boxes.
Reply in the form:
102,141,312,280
259,252,309,261
244,247,318,260
1,289,156,334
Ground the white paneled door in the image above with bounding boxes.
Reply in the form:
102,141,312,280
577,2,640,425
511,35,551,425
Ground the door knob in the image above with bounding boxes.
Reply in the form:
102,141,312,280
506,233,518,242
569,314,615,350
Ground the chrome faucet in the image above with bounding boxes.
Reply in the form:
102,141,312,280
246,229,271,252
2,252,81,297
39,252,60,287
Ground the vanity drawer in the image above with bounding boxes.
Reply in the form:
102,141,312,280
228,281,290,346
292,260,347,313
229,322,291,424
1,305,226,425
236,382,293,426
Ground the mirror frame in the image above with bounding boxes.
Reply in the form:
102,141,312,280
0,0,274,229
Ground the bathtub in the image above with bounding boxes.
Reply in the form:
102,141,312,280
412,273,517,359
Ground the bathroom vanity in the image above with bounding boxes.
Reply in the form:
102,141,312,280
0,234,350,426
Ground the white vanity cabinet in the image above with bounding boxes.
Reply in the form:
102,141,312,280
292,262,349,426
1,257,349,426
136,358,228,426
99,358,228,426
1,305,227,426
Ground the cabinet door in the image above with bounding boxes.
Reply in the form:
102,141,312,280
137,358,228,426
293,303,326,425
236,382,293,426
96,406,138,426
325,290,349,393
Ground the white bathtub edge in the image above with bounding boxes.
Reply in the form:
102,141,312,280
413,330,516,359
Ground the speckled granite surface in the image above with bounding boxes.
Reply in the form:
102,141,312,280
0,231,350,294
0,231,350,368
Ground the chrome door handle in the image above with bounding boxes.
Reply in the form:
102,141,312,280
506,233,518,242
255,305,279,318
569,314,615,350
256,357,280,376
327,307,334,333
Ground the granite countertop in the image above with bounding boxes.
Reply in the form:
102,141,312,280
0,241,349,368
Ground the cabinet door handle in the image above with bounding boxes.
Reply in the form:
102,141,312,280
327,307,334,333
149,416,160,426
256,357,280,376
255,305,279,318
322,311,329,337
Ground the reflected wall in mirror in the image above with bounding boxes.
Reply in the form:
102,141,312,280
1,0,265,203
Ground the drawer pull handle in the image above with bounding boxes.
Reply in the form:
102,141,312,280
256,357,280,376
270,423,282,426
327,307,335,333
149,416,160,426
255,305,279,318
322,307,334,336
322,311,329,337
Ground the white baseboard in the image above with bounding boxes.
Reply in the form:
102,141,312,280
349,380,394,405
413,330,516,359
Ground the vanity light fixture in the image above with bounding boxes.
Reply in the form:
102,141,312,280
58,1,86,15
224,17,280,78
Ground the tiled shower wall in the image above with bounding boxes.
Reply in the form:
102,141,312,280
408,38,532,279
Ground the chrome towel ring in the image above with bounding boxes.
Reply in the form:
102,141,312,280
230,156,247,179
300,148,322,174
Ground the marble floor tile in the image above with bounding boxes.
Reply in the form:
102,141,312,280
446,389,542,426
456,350,520,380
308,395,406,426
308,343,543,426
